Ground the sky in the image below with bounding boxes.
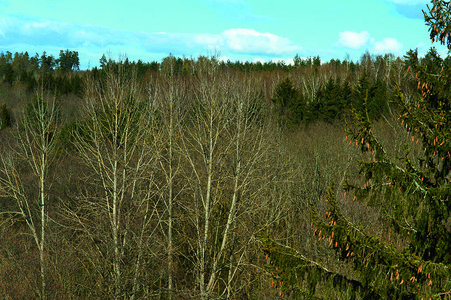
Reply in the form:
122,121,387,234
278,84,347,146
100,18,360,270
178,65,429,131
0,0,448,69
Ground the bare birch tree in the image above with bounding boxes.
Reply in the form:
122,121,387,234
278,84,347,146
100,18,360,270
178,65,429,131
179,63,273,299
152,70,189,299
65,64,163,299
0,87,58,300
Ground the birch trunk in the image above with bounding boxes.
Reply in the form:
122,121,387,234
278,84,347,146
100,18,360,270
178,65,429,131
0,88,57,300
71,64,163,299
181,67,270,299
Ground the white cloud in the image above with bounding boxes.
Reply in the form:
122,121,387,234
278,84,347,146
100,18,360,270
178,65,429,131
0,15,302,68
220,28,301,55
373,38,403,54
141,28,301,56
338,31,370,49
336,30,404,55
1,16,301,56
31,21,53,29
193,33,221,48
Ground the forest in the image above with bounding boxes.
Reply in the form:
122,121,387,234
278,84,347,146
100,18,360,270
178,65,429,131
1,3,451,299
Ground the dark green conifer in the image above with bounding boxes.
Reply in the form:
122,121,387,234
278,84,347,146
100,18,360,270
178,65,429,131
367,79,388,120
321,77,344,123
341,77,354,118
0,103,12,129
272,77,303,127
262,2,451,298
352,72,370,117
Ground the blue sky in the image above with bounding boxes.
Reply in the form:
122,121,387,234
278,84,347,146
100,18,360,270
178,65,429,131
0,0,447,69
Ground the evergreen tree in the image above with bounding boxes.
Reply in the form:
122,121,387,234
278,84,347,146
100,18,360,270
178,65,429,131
342,77,354,119
99,54,108,69
352,72,371,116
288,89,306,125
272,77,303,126
3,63,14,85
367,78,388,120
313,56,321,67
321,77,344,123
351,73,388,121
261,2,451,299
40,51,55,73
0,103,12,129
57,49,80,73
29,52,40,73
305,94,323,124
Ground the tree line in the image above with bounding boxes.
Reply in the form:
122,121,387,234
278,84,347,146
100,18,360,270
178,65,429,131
0,48,427,133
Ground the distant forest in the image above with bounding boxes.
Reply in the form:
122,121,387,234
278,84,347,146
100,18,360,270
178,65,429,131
0,42,450,300
0,49,430,127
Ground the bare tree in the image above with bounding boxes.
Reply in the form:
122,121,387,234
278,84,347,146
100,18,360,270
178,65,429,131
151,70,188,299
179,64,273,299
65,64,163,299
0,87,58,300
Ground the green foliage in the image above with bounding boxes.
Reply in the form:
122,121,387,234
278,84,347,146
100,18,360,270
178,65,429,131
303,74,388,125
366,79,388,120
352,73,388,121
0,103,12,129
160,54,185,77
3,63,14,85
305,77,353,124
261,222,363,299
423,0,451,48
56,49,80,72
341,78,354,115
40,51,55,73
313,56,321,67
272,78,298,110
261,2,451,299
314,77,345,124
272,77,305,127
59,120,84,152
399,48,451,265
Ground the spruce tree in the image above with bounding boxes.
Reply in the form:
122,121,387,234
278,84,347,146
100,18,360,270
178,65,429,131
261,1,451,299
272,77,303,126
0,103,12,129
342,77,354,119
321,77,344,124
367,78,388,120
352,72,370,117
